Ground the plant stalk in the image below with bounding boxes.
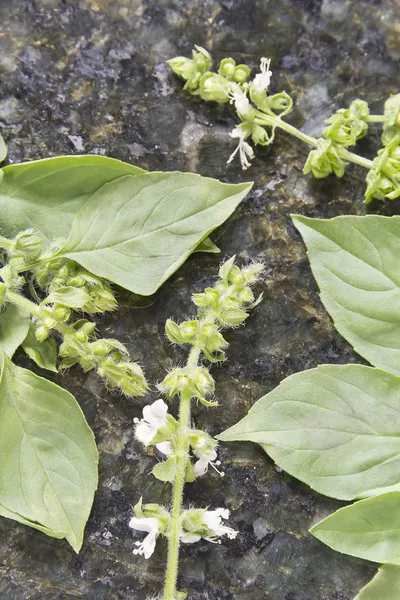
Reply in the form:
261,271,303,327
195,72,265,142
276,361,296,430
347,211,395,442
254,112,374,170
163,345,201,600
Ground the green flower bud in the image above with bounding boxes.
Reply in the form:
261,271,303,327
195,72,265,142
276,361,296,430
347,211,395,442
79,356,96,371
165,318,184,344
179,320,199,341
251,123,274,146
75,330,88,343
303,139,347,179
35,325,49,342
198,72,233,103
365,137,400,203
220,308,249,326
219,256,236,281
192,287,220,308
159,366,214,399
324,99,369,147
52,304,71,322
384,93,400,128
218,57,236,80
167,56,196,81
192,45,211,72
266,91,294,116
234,64,251,83
13,229,43,260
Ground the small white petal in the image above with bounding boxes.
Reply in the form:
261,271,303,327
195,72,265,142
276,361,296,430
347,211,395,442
180,533,201,544
156,441,173,457
130,516,160,560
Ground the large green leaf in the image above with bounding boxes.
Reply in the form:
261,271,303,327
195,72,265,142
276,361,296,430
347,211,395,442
59,173,251,295
0,352,98,551
310,492,400,565
0,155,218,255
0,304,30,358
0,155,145,241
218,364,400,501
355,566,400,600
292,214,400,376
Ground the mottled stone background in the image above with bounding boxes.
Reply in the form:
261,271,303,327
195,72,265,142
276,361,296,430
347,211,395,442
0,0,399,598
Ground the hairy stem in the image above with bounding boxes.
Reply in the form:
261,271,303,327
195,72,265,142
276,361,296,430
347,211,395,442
254,111,374,170
164,345,201,600
5,290,71,336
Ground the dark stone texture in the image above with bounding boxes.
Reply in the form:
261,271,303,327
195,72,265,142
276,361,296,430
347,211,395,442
0,0,399,598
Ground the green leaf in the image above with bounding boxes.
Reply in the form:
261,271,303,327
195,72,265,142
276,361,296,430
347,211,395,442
60,173,252,295
310,491,400,565
0,352,98,551
45,286,91,309
0,304,30,358
0,154,217,254
22,325,58,372
0,155,145,242
292,214,400,376
194,237,220,254
0,133,7,163
355,566,400,600
218,364,400,501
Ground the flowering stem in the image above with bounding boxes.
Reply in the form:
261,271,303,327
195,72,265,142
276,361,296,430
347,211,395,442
366,115,386,123
4,289,71,336
164,345,201,600
254,112,374,170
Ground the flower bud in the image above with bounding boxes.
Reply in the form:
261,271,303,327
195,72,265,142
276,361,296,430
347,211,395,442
13,229,43,260
179,320,199,340
79,356,96,371
234,64,251,83
192,287,219,308
192,45,211,72
251,124,273,146
35,325,49,342
303,139,347,179
168,56,196,81
165,318,184,344
52,304,71,322
220,308,248,326
199,72,233,103
218,57,236,80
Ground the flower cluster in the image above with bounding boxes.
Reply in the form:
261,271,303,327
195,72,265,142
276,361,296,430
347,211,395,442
365,94,400,203
0,228,148,397
129,498,237,560
169,45,400,203
130,257,263,590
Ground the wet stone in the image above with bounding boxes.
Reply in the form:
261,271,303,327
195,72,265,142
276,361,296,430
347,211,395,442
0,0,399,599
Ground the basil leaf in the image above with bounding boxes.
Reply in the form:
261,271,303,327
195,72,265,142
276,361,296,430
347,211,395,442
0,352,98,551
292,214,400,376
45,286,91,309
218,364,400,501
0,304,30,358
0,155,218,256
355,566,400,600
0,155,145,241
194,237,220,254
22,325,58,372
310,492,400,565
60,173,252,295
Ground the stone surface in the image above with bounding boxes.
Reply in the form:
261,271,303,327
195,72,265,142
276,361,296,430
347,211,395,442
0,0,399,599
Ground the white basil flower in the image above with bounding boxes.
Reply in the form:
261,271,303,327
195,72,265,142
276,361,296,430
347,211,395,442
155,440,173,457
129,516,161,559
193,446,223,477
252,57,272,94
227,127,255,170
203,508,237,542
228,88,250,117
134,399,168,446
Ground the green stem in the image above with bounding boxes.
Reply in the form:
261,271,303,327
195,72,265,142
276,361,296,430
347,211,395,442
5,289,72,336
0,236,13,251
367,115,386,123
163,345,201,600
254,111,374,170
